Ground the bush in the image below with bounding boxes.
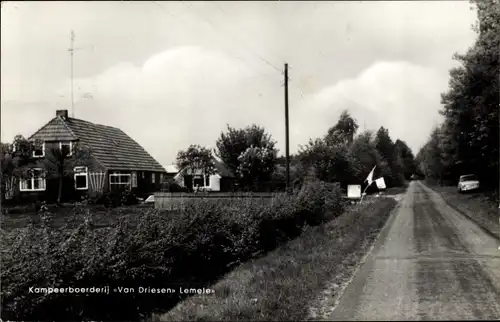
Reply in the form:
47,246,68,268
295,181,344,225
161,179,190,192
1,204,35,215
0,180,344,321
87,189,138,208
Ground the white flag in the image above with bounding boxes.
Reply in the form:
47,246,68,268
375,177,386,189
365,166,376,185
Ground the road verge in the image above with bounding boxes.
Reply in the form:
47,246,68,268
425,183,499,240
154,197,398,321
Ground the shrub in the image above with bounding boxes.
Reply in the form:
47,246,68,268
87,189,138,208
1,179,344,321
295,180,345,225
161,179,190,192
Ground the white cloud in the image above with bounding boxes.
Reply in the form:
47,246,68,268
43,56,451,165
0,48,454,166
295,61,448,154
2,1,476,165
69,46,254,101
52,46,275,165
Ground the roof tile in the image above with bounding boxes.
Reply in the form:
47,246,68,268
65,118,165,172
30,116,165,172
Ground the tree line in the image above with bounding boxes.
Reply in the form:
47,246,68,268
1,114,417,202
2,114,415,200
416,0,499,190
176,110,416,192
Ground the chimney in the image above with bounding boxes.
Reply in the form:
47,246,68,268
56,110,68,119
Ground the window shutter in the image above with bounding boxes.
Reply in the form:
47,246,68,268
132,172,138,188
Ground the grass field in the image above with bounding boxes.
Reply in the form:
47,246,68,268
427,184,499,239
155,197,398,321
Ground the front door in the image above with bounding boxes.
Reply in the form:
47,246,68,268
184,175,193,191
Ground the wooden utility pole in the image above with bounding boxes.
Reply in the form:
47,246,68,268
69,30,75,118
284,63,290,192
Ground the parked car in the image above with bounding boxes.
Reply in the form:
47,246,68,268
144,195,155,204
457,174,480,193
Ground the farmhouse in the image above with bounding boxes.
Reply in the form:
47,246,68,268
174,158,235,192
15,109,166,202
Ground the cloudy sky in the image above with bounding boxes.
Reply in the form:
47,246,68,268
1,1,477,166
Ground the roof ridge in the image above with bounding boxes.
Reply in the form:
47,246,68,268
27,117,57,141
59,116,78,139
68,117,121,130
28,116,78,141
118,129,165,166
64,117,166,172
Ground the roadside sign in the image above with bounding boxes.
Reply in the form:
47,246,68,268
347,184,361,199
375,177,386,190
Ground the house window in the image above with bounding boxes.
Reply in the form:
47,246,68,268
131,171,138,188
109,173,131,187
193,175,210,188
60,141,73,156
193,176,204,188
32,142,45,158
160,173,164,183
152,173,156,184
74,166,88,190
19,168,46,191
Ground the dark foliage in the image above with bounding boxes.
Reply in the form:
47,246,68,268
0,180,344,321
417,0,499,192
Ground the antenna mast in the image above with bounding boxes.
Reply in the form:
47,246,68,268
69,30,75,118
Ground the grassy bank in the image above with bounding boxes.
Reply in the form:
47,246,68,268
383,182,409,196
428,184,499,239
156,197,397,321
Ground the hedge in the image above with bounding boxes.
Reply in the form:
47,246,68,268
0,180,346,321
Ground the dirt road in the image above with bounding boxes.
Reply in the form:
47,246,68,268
325,181,500,320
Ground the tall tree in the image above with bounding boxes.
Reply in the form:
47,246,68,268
325,110,359,147
374,127,404,186
419,127,446,184
215,124,277,188
237,146,277,190
298,138,356,188
176,145,216,176
437,0,499,188
0,136,39,203
1,141,17,202
349,130,382,182
374,127,394,162
394,139,417,180
43,142,91,204
176,144,216,191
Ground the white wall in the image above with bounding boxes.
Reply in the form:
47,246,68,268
209,174,221,191
174,173,222,191
174,174,185,187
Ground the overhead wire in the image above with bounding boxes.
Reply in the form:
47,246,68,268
151,1,306,100
207,1,288,70
151,1,281,81
206,1,305,100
